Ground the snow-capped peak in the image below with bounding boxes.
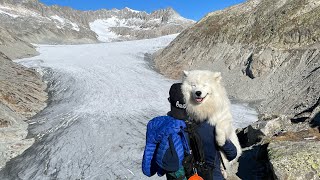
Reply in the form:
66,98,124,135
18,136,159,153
0,0,194,44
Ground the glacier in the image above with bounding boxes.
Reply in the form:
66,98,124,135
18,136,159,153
0,35,257,180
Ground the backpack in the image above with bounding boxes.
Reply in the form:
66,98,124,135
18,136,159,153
162,125,190,180
183,120,209,179
142,116,189,177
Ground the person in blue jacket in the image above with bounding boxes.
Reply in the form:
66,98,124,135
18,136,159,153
142,83,190,180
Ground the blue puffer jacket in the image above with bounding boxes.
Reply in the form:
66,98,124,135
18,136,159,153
142,116,189,177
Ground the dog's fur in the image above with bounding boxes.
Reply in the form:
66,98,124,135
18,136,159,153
181,70,242,175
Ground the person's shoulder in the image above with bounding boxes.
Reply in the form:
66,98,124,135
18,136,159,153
149,115,171,122
147,116,170,127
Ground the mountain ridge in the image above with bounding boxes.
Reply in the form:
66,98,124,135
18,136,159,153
0,0,194,46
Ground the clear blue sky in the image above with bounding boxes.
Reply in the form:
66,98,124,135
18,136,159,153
39,0,245,21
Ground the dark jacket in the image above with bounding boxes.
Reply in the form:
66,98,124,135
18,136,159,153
195,121,237,180
142,116,189,177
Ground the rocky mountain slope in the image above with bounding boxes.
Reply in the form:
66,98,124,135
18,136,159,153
0,52,47,169
0,0,194,44
0,27,38,59
153,0,319,178
0,16,46,168
154,0,319,120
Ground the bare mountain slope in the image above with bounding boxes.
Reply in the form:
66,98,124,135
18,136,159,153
0,52,47,169
154,0,320,119
0,27,38,59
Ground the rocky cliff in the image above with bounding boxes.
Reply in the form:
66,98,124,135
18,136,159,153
153,0,319,178
0,0,194,44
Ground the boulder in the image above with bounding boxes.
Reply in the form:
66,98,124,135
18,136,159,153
268,138,320,180
237,114,310,147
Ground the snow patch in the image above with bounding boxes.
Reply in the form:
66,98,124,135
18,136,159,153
89,19,120,42
0,5,42,18
50,15,80,31
168,14,196,24
0,9,19,18
0,4,80,31
89,16,150,42
124,7,140,13
148,18,162,24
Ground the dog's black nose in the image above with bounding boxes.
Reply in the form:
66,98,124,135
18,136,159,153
195,91,202,96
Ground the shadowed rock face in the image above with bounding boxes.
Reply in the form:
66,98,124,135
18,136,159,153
153,0,320,118
0,52,47,169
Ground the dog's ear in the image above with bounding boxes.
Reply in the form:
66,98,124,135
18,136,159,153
183,70,189,77
213,72,222,82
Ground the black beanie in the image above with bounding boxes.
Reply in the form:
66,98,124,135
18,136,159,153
168,83,186,109
168,83,187,120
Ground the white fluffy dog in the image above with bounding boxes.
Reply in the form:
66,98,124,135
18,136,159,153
181,70,242,175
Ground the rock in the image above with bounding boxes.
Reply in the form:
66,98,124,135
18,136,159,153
0,27,38,59
0,52,47,118
271,128,320,142
236,116,320,179
0,102,34,169
268,136,320,180
237,114,309,147
292,97,320,125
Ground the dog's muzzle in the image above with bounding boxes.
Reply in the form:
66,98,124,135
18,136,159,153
193,91,207,103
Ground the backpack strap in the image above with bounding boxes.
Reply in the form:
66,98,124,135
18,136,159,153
185,120,206,167
180,129,190,153
218,149,227,170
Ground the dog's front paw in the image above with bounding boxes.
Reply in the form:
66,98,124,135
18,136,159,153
216,127,226,146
